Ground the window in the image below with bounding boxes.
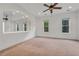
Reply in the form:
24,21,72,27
62,19,69,33
44,20,49,32
3,21,28,33
16,24,19,31
23,23,27,31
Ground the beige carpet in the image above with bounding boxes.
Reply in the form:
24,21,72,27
0,37,79,56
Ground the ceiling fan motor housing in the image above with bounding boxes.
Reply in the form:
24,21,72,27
3,16,8,21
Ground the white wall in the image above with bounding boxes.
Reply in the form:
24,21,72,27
36,11,78,40
76,10,79,39
0,4,36,50
0,3,79,51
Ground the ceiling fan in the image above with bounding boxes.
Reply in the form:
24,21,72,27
43,3,62,14
3,15,8,21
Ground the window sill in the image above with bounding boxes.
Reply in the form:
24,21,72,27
3,31,28,34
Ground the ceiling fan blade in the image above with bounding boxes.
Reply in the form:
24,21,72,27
43,9,49,12
52,3,58,7
53,7,62,9
43,4,49,7
50,10,53,13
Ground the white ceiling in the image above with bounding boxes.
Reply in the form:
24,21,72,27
1,3,79,16
18,3,79,16
1,3,79,21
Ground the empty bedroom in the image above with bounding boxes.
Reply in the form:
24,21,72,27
0,3,79,56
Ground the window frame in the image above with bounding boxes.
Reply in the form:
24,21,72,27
2,21,28,34
62,18,69,33
43,20,49,32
